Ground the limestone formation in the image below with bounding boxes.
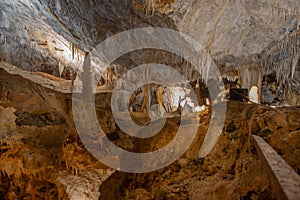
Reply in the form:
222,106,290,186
0,0,299,199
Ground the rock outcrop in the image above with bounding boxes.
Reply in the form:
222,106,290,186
0,0,299,199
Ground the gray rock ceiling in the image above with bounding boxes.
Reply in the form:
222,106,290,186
0,0,299,88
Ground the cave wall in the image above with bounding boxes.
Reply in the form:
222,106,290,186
0,0,300,199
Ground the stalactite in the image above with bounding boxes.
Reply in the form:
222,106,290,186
58,62,64,77
0,33,7,45
261,30,300,96
72,43,75,60
145,0,156,15
271,6,274,18
30,39,35,49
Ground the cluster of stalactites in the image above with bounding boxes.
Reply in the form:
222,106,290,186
145,0,156,14
261,30,300,95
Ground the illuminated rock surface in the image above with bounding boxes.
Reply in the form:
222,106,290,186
0,0,299,199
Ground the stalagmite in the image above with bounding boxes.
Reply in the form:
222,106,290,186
249,86,259,103
238,65,262,103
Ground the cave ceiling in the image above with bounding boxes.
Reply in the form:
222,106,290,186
0,0,299,84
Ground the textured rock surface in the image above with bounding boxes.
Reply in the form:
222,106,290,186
1,0,299,106
0,70,299,199
0,69,114,199
175,0,300,57
0,0,300,199
98,102,300,199
1,0,299,78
